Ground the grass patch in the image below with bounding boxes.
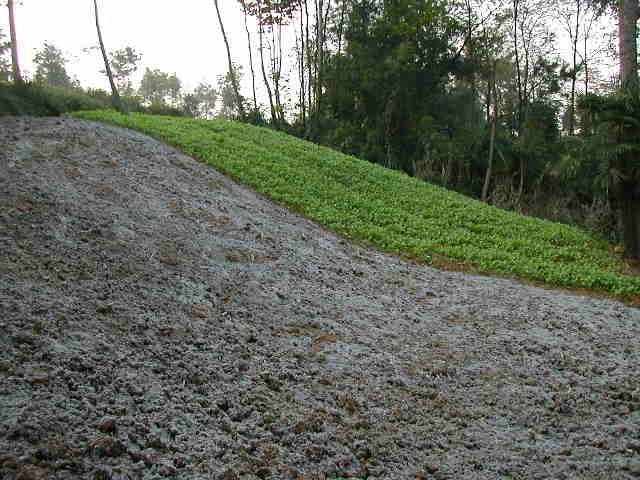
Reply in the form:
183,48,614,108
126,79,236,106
69,110,640,299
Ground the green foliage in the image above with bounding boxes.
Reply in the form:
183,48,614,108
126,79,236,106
143,102,185,117
319,0,467,174
139,68,181,106
0,28,10,82
108,47,142,96
579,91,640,182
217,64,245,121
69,111,640,297
33,43,73,87
0,82,111,116
182,82,217,119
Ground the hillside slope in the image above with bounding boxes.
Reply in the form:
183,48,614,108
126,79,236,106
70,111,640,299
1,117,640,480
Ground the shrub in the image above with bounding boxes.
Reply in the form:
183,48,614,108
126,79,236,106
0,82,111,116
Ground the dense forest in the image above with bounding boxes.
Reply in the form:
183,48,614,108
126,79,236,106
2,0,640,260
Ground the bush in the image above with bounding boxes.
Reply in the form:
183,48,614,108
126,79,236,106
143,102,185,117
0,82,112,116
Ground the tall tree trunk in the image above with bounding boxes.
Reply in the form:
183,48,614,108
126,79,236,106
312,0,321,122
583,33,589,96
518,19,530,198
337,0,347,55
619,0,638,89
513,0,523,134
93,0,123,112
242,3,258,114
615,0,640,258
274,14,285,124
482,64,498,202
465,0,476,126
304,0,313,136
568,0,581,135
383,89,397,169
620,183,640,259
314,0,331,119
257,1,277,125
7,0,22,83
213,0,245,120
299,0,306,125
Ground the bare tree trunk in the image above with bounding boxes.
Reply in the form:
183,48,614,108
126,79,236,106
383,89,397,169
93,0,123,112
304,0,313,136
568,0,581,135
616,0,640,259
213,0,245,120
337,0,348,55
299,0,306,124
583,33,589,96
518,159,525,197
513,0,523,134
314,0,331,119
516,17,529,198
274,12,285,123
482,64,498,202
242,3,258,113
620,184,640,259
257,1,277,125
465,0,476,126
619,0,638,89
7,0,22,83
313,0,321,119
305,0,312,114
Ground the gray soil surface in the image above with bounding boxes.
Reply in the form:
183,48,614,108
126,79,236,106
1,117,640,480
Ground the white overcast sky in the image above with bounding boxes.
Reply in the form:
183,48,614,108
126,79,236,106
0,1,618,103
0,0,267,95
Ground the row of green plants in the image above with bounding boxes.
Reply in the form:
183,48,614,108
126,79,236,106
70,111,640,298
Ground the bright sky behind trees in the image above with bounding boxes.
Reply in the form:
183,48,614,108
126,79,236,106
0,1,258,93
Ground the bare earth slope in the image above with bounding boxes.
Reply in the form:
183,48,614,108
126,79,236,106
1,117,640,480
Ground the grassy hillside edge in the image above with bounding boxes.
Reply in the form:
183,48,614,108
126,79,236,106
70,111,640,299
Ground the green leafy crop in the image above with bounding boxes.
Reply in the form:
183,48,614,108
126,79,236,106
70,111,640,298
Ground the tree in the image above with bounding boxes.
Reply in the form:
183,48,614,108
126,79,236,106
560,0,583,134
93,0,123,112
613,0,640,257
239,0,259,113
510,0,557,196
257,0,278,124
7,0,21,83
109,47,142,96
242,0,298,126
579,0,640,258
183,82,217,118
33,43,72,87
217,65,246,120
213,0,245,120
139,68,181,106
482,61,499,201
0,28,11,81
618,0,638,90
